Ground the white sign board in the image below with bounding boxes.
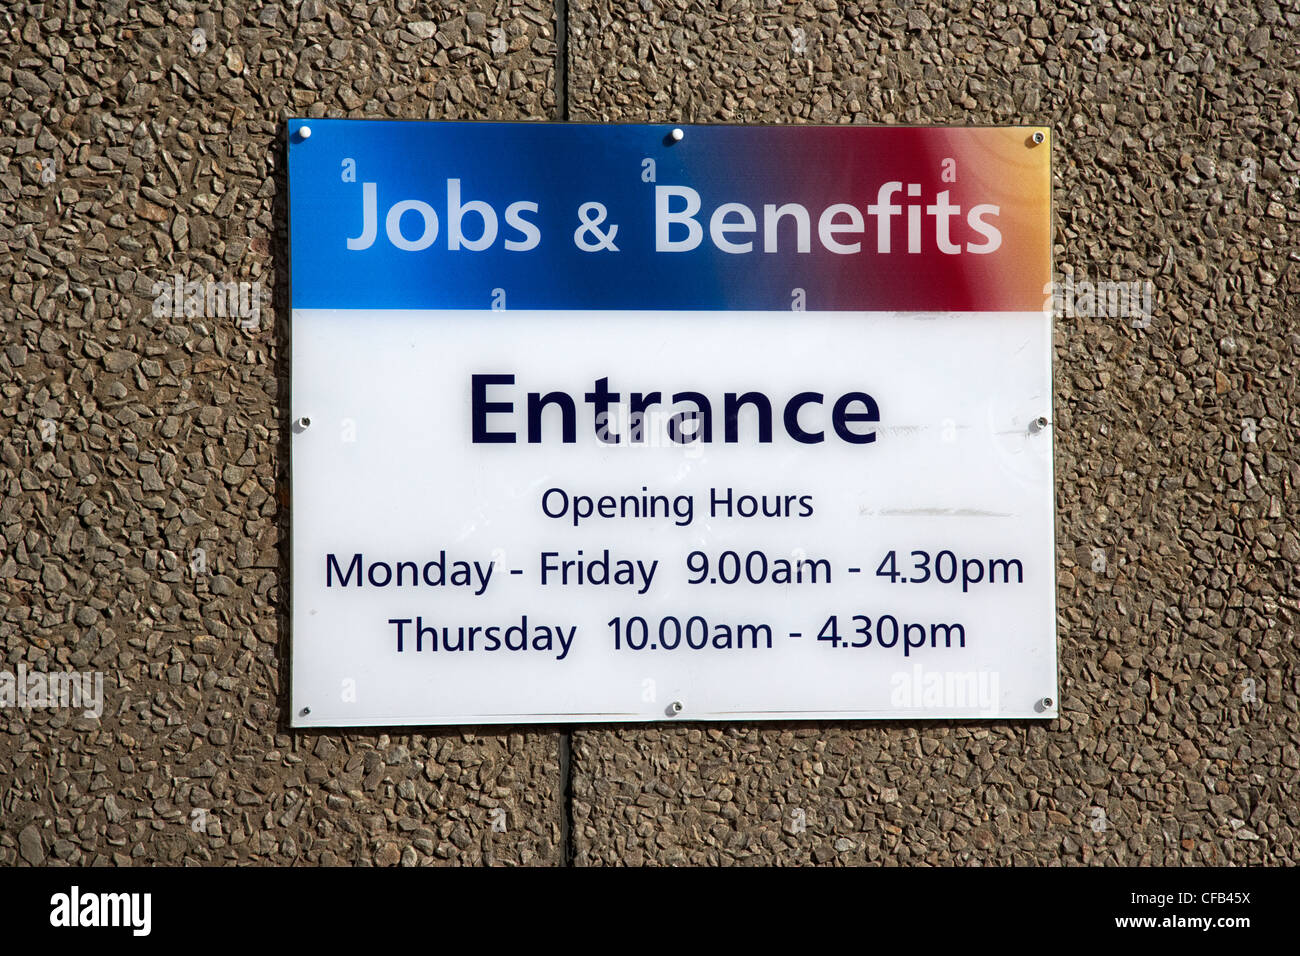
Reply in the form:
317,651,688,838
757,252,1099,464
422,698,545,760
288,121,1056,725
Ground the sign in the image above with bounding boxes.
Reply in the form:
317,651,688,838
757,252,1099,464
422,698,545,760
287,121,1056,725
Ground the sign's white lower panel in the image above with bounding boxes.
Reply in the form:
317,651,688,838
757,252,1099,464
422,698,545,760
290,310,1056,725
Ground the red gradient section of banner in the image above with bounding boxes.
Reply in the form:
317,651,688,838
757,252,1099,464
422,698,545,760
680,126,1053,312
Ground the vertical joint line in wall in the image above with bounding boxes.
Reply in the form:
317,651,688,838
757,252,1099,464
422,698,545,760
559,731,574,865
555,0,569,121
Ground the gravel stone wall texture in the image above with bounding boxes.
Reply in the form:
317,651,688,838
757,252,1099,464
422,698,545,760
565,0,1299,865
2,0,562,867
1,0,1297,867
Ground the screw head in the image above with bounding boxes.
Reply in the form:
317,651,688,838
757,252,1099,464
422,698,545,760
670,127,684,142
297,125,312,141
294,415,311,431
669,700,684,715
1032,130,1045,144
299,706,311,717
1039,697,1054,710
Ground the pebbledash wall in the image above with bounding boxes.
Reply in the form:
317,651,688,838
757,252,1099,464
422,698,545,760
0,0,1295,867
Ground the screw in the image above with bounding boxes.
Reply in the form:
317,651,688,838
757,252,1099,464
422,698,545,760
1039,697,1054,710
669,128,684,143
1031,130,1045,145
294,415,311,431
669,700,684,715
296,125,312,141
299,706,311,717
1029,416,1050,434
